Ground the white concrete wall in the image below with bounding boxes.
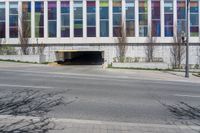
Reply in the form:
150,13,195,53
112,62,169,69
40,45,200,67
0,55,46,63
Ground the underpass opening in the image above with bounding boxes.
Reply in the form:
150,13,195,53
56,51,104,65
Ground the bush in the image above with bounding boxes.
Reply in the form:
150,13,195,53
0,46,17,55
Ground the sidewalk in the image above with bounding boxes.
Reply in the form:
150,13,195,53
0,115,198,133
53,118,198,133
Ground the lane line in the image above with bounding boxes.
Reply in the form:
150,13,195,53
174,94,200,98
0,83,53,89
0,115,199,130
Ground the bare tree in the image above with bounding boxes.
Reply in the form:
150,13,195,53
170,28,185,69
19,4,31,55
0,39,2,48
37,42,46,55
145,26,156,62
114,21,128,63
196,46,200,66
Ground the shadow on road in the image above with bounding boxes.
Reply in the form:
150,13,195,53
160,101,200,132
0,89,74,132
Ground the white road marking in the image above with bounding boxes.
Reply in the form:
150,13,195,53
0,83,53,89
174,94,200,98
0,115,199,130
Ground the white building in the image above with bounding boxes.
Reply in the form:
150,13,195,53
0,0,200,67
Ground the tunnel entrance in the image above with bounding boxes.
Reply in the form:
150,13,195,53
56,51,104,65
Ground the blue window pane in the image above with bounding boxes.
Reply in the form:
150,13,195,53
190,14,199,26
113,14,121,25
48,21,57,37
0,9,5,20
126,7,134,19
113,7,121,13
74,7,83,19
177,20,186,33
35,2,44,13
152,20,160,36
61,1,69,13
165,14,173,25
74,17,83,37
100,21,109,37
10,28,18,38
165,27,173,37
87,7,96,13
139,27,148,37
9,16,18,26
87,14,95,26
61,14,70,26
100,7,108,19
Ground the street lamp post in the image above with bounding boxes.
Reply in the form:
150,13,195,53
185,0,190,78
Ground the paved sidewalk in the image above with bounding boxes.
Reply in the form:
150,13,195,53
0,115,198,133
53,119,198,133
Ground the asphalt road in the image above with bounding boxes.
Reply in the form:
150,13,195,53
0,62,200,126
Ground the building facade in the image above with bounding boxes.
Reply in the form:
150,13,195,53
0,0,200,66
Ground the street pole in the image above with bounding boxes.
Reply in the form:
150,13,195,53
185,0,190,78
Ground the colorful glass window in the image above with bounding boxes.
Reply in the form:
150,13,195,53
0,2,5,38
113,0,122,37
190,0,199,36
164,0,173,37
9,2,18,38
177,0,186,34
22,2,31,38
126,0,135,37
152,0,161,37
48,1,57,37
35,2,44,38
87,0,96,37
74,1,83,37
61,1,70,37
100,0,109,37
139,0,148,37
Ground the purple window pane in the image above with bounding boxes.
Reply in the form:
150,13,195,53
87,1,95,7
48,2,56,8
113,27,122,37
39,27,44,37
74,29,83,37
152,1,160,19
61,1,69,7
61,27,70,37
165,14,173,25
10,27,18,38
0,22,5,38
48,2,57,20
191,27,199,32
87,27,96,37
126,20,135,37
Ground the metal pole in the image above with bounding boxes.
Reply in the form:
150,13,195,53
185,0,190,78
